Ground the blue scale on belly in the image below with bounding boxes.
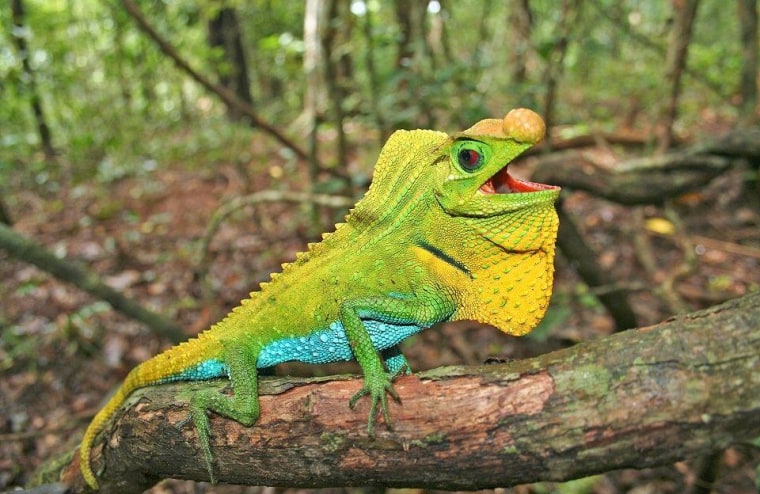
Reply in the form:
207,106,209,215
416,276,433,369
170,320,423,382
257,319,423,367
164,358,229,382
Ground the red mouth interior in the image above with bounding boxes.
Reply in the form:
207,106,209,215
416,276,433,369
479,166,555,194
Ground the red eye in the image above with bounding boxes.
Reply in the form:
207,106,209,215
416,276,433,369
458,148,482,171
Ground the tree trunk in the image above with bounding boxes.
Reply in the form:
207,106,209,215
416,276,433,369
57,292,760,493
737,0,758,124
322,0,352,184
360,3,388,142
394,0,414,70
508,0,533,85
428,0,454,70
10,0,56,161
392,0,434,128
542,0,582,148
657,0,700,152
207,7,254,122
303,0,328,229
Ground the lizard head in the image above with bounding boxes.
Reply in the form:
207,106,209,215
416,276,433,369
436,108,560,219
432,109,560,335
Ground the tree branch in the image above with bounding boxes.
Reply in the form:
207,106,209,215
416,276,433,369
0,223,185,343
555,198,639,330
198,190,354,274
57,292,760,492
531,128,760,206
120,0,311,163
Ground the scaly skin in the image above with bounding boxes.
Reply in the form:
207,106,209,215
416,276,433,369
80,108,560,488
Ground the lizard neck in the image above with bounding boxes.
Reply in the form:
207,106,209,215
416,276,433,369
419,203,559,335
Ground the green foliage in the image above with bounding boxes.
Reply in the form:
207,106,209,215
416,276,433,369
0,0,747,193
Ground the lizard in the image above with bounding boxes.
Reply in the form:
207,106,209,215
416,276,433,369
79,108,560,489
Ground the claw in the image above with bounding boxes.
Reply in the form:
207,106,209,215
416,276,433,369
349,374,400,435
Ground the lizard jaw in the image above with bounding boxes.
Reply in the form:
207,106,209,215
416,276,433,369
479,165,558,194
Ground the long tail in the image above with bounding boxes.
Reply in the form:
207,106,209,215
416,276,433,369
80,370,141,489
80,333,223,489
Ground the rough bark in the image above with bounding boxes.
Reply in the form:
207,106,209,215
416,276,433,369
58,292,760,493
0,223,185,343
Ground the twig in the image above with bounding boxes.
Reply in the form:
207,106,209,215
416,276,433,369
195,190,354,294
689,234,760,259
660,202,695,312
631,209,689,314
0,223,185,343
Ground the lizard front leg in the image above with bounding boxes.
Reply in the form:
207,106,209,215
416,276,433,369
188,344,260,484
340,294,453,434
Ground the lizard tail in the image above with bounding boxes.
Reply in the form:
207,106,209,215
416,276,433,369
80,373,136,489
80,333,224,489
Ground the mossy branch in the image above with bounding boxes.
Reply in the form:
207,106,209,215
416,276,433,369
53,292,760,493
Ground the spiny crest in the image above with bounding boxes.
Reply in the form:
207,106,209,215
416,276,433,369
229,130,449,304
254,217,345,294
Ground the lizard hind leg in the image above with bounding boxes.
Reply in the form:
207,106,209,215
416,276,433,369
187,345,260,484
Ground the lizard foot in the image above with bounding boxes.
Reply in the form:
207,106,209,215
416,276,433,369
348,373,400,435
189,400,218,485
172,405,218,484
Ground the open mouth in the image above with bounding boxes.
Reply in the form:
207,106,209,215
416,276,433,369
479,165,558,194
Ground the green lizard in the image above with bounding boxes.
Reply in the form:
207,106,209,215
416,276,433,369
80,108,560,488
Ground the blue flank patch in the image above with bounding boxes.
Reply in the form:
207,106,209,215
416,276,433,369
167,359,228,382
169,320,423,382
258,319,422,367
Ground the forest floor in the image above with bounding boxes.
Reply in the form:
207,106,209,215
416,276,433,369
1,132,759,493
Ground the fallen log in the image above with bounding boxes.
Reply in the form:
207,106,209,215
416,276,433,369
531,127,760,205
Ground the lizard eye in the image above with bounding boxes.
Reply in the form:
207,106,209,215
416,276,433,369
458,148,483,172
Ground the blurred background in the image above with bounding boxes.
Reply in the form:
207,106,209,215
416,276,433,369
1,1,758,492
